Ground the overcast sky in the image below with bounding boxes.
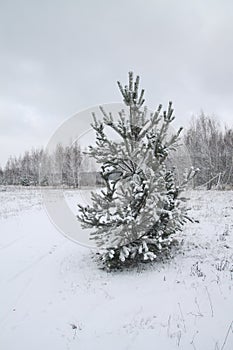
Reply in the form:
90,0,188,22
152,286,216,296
0,0,233,167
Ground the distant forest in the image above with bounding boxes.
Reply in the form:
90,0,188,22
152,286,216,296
1,114,233,189
0,142,100,187
184,114,233,189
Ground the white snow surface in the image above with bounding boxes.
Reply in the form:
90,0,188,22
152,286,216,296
0,187,233,350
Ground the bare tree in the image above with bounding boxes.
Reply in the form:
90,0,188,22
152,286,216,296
184,113,233,189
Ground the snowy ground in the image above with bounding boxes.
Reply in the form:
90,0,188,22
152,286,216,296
0,187,233,350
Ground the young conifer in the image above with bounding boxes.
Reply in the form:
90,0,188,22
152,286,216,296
78,72,196,269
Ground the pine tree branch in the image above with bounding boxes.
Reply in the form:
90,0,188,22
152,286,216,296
138,104,162,140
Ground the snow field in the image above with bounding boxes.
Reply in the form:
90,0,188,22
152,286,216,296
0,188,233,349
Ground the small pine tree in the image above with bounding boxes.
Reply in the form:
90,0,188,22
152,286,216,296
78,72,197,269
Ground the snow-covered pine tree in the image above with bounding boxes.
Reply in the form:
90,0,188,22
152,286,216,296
77,72,197,269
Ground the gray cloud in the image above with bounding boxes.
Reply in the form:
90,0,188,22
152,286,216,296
0,0,233,166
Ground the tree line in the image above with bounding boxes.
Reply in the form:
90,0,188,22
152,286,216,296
0,113,232,189
0,142,98,187
184,113,233,189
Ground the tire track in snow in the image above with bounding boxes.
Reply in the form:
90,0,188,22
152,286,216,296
7,240,67,282
0,235,28,251
0,276,33,327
